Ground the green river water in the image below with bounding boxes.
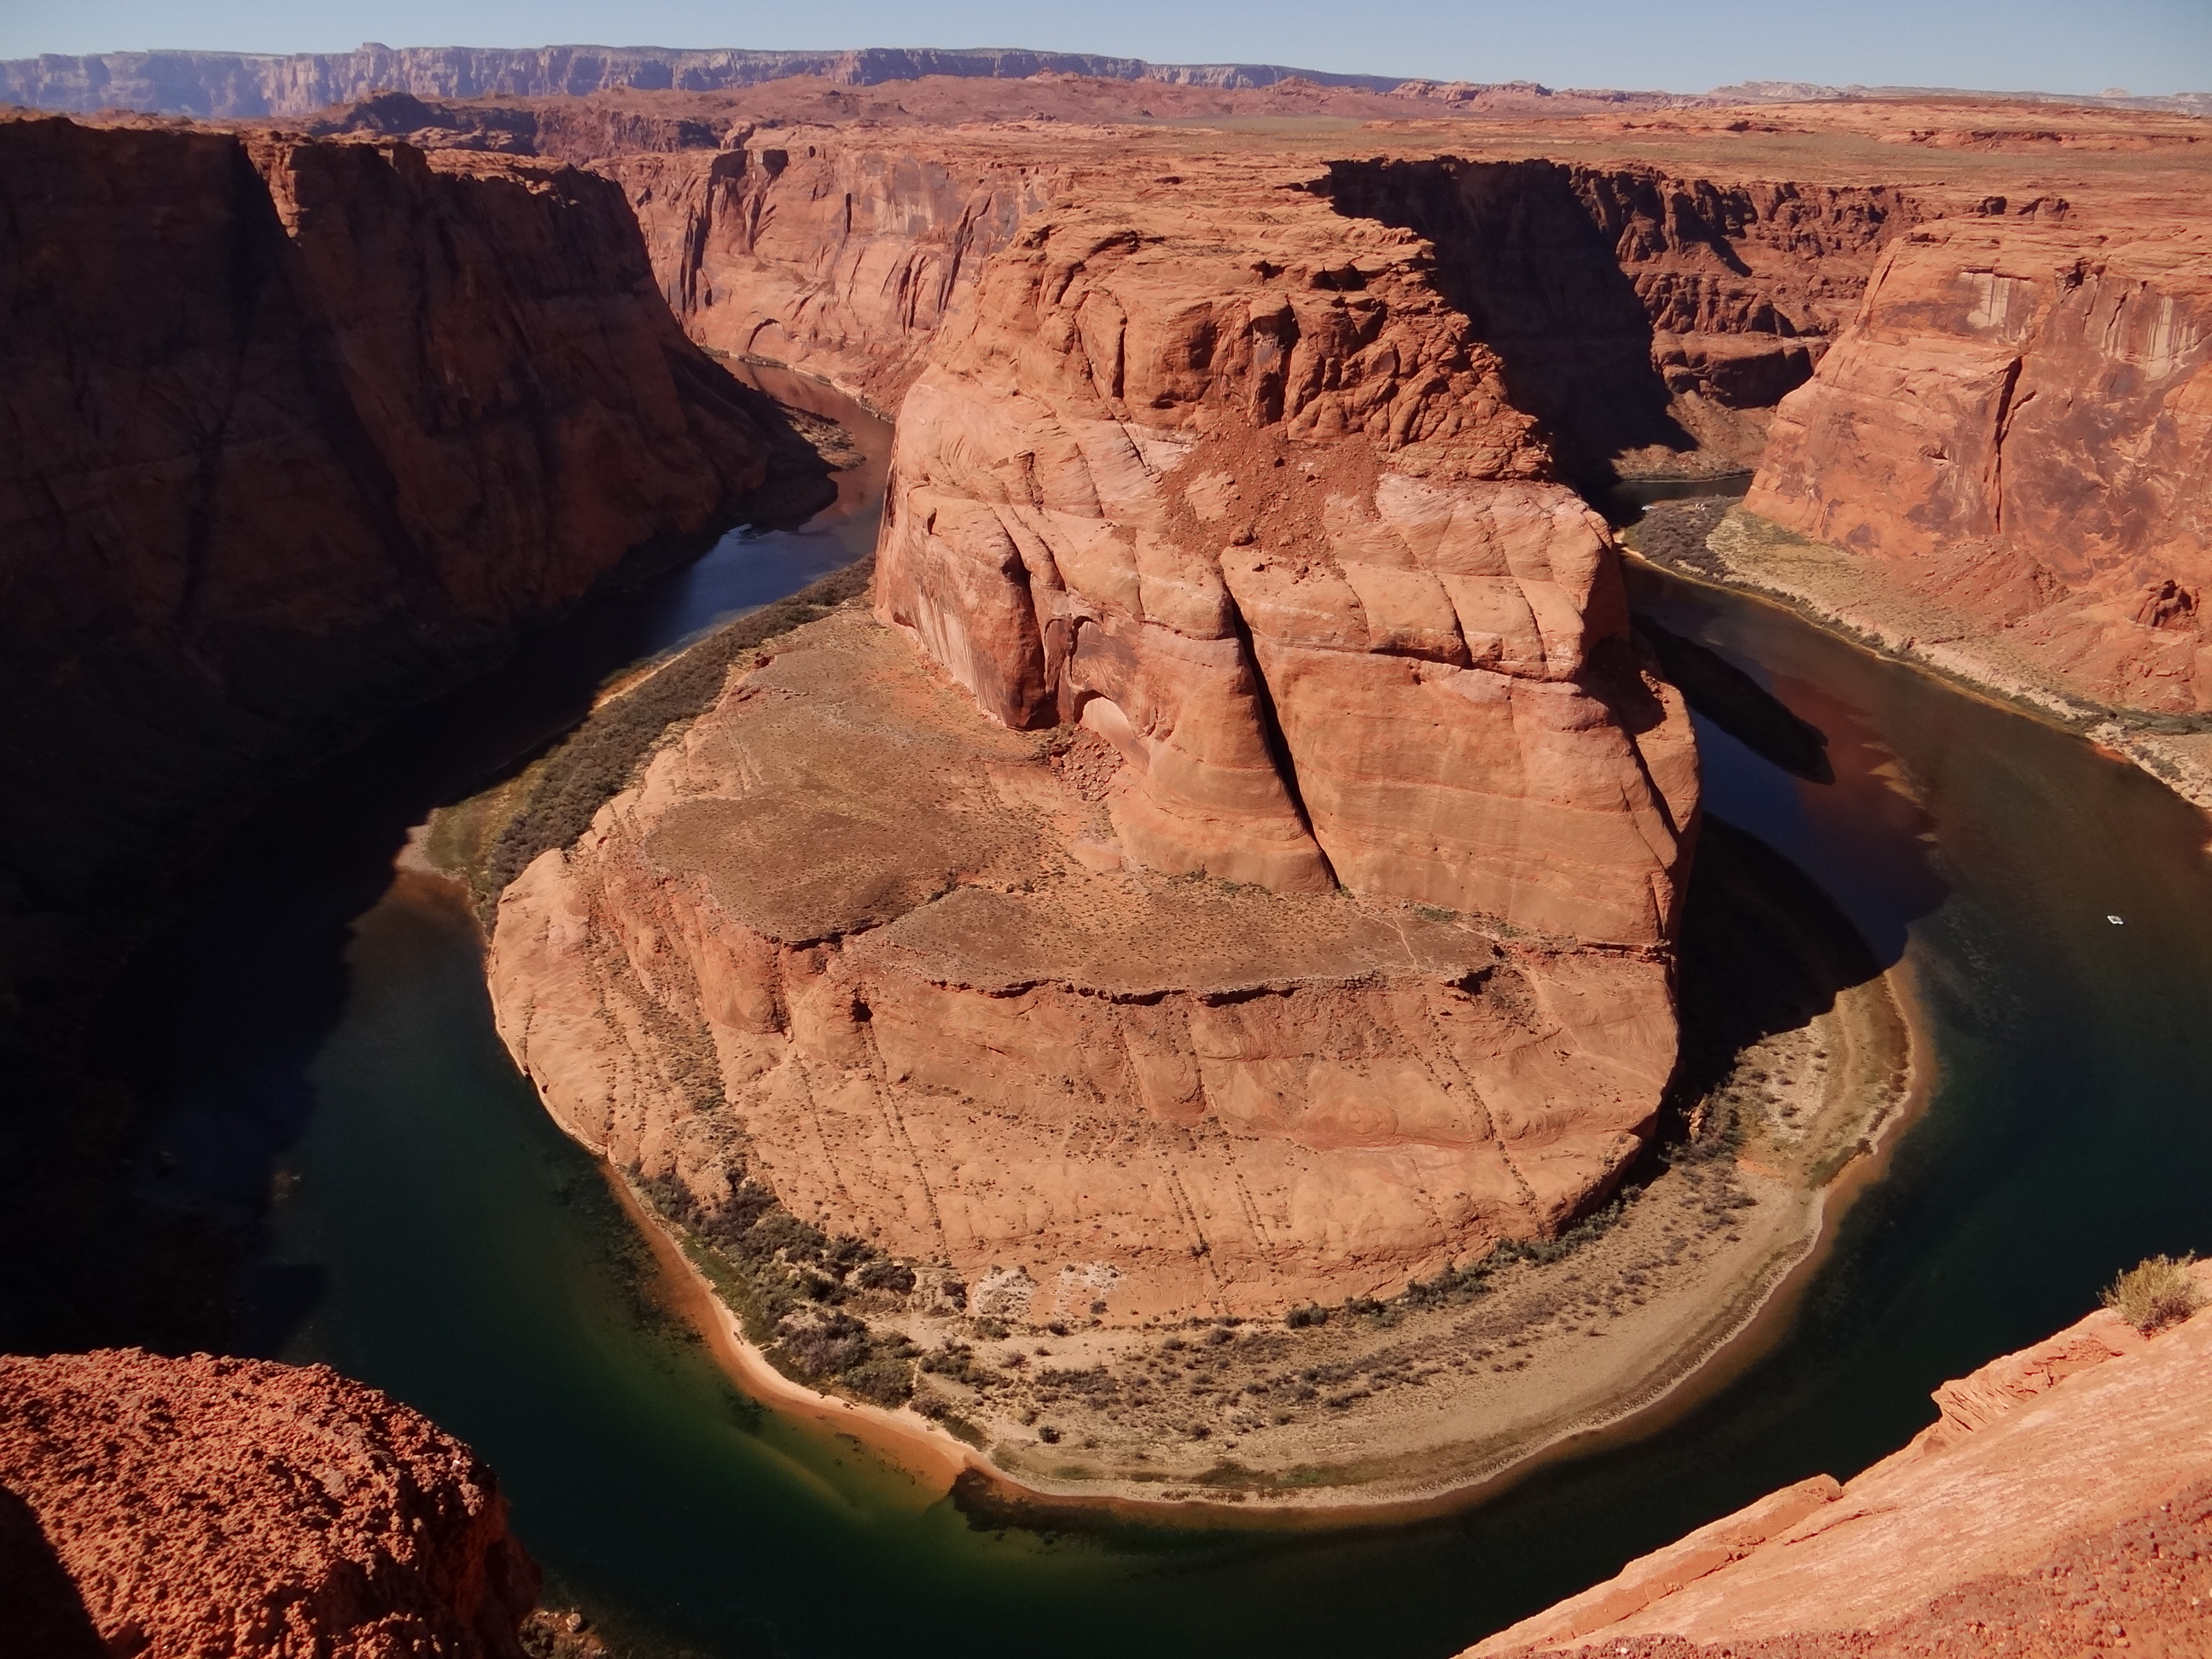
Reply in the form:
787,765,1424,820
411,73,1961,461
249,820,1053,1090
117,389,2212,1657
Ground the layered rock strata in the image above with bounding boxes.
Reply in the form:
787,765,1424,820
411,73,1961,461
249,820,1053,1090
1748,208,2212,714
0,1348,538,1658
491,609,1680,1322
876,171,1699,941
0,114,789,916
490,165,1697,1323
1319,159,1920,471
1472,1262,2212,1655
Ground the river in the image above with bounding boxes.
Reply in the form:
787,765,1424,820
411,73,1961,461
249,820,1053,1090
113,382,2212,1658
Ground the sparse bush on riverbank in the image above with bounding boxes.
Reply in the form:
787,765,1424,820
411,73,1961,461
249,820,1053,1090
2103,1254,2204,1334
632,1163,923,1405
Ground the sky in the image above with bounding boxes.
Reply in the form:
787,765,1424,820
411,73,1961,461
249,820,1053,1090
0,0,2206,96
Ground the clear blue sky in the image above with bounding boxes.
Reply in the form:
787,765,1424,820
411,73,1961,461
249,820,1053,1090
0,0,2206,96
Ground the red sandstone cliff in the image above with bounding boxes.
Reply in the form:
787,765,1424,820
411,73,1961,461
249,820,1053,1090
0,114,789,913
1471,1262,2212,1656
0,111,811,1355
1748,205,2212,715
486,158,1696,1323
0,1349,538,1658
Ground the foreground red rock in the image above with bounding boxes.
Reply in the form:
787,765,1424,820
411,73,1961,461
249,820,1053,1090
1471,1261,2212,1656
0,1349,538,1658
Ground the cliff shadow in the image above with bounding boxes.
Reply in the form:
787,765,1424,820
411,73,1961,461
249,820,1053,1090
1315,157,1697,486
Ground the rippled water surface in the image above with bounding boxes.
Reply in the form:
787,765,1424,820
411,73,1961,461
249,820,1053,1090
126,399,2212,1657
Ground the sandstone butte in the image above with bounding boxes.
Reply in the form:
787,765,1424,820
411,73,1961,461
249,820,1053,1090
1470,1260,2212,1657
486,147,1705,1324
0,1348,539,1658
459,84,2209,1324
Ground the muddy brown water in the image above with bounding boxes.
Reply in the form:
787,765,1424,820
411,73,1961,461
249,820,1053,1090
111,399,2212,1657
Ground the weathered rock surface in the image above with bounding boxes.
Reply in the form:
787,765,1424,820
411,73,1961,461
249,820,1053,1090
0,114,788,917
490,608,1678,1323
1319,159,1920,472
1749,208,2212,714
483,153,1703,1325
0,1348,538,1658
1472,1261,2212,1655
876,165,1699,942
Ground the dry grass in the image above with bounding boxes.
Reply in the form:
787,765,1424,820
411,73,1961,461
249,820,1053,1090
2101,1254,2205,1335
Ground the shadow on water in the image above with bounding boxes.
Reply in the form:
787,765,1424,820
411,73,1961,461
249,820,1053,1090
102,363,891,1356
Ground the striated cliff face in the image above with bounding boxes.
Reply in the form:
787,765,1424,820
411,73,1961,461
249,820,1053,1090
1748,207,2212,714
486,160,1696,1323
1472,1262,2212,1656
1319,158,1920,473
600,136,1062,408
0,1349,539,1658
876,168,1698,940
0,114,786,916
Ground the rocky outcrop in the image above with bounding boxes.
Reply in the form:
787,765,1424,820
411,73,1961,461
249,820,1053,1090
1471,1261,2212,1655
1747,207,2212,714
487,161,1696,1324
0,1349,538,1657
0,114,785,917
490,609,1679,1323
877,168,1698,941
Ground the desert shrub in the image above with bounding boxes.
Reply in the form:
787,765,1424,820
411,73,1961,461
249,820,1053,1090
841,1354,916,1406
856,1258,917,1294
777,1310,871,1377
2101,1254,2204,1333
1284,1303,1328,1329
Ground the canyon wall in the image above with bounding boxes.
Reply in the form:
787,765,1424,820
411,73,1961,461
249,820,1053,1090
600,136,1064,409
1472,1262,2212,1656
0,114,786,917
0,1348,538,1658
0,112,806,1353
1748,207,2212,714
1320,158,1920,474
487,157,1697,1324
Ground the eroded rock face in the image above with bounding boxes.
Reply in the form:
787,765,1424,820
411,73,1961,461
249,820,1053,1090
0,1349,538,1658
488,164,1695,1324
0,115,785,915
599,137,1062,408
876,170,1699,945
490,610,1678,1323
1472,1263,2212,1656
1749,209,2212,713
1319,159,1920,472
